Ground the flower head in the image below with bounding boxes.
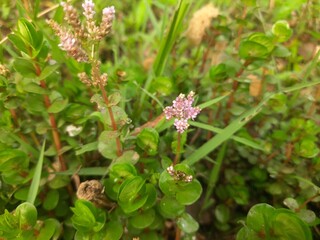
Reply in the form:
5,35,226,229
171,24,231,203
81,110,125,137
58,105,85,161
164,91,201,133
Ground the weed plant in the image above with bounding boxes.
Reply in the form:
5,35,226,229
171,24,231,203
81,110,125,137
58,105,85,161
0,0,319,239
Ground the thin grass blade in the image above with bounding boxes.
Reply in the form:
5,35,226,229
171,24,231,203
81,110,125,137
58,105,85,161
27,140,45,204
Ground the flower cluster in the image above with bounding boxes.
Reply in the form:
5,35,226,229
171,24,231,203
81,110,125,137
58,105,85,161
81,0,115,41
48,0,115,62
78,60,108,87
47,20,88,62
164,91,201,133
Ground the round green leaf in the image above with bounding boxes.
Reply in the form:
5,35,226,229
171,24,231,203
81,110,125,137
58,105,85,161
239,40,269,59
283,197,299,211
177,213,199,234
15,202,38,228
176,179,202,205
297,209,316,224
142,184,157,210
43,189,59,211
248,33,274,52
214,204,230,224
246,203,275,232
273,212,312,240
295,139,319,158
159,196,185,219
118,176,145,203
114,150,140,165
104,220,123,240
159,170,178,196
36,218,61,240
272,20,292,43
109,162,137,180
98,130,120,160
137,128,159,156
130,208,155,229
118,176,148,213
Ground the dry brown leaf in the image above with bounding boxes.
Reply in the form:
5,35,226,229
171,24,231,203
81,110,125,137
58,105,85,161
186,4,219,46
248,74,262,97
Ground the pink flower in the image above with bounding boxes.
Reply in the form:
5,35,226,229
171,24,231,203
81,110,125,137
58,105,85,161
164,91,201,133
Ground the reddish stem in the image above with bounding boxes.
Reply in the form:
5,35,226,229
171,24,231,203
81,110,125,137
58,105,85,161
34,64,67,171
99,81,122,157
175,227,181,240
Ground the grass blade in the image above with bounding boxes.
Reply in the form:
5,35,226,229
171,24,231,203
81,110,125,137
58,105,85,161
197,92,231,109
184,93,272,165
190,121,267,152
27,140,45,204
153,0,190,76
202,142,227,211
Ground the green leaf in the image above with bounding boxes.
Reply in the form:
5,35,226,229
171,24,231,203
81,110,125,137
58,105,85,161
15,202,38,228
108,91,122,107
27,140,45,204
118,176,148,213
209,64,229,82
273,211,312,240
76,141,98,155
36,218,61,240
23,82,49,94
38,64,60,81
109,162,137,180
248,33,274,52
104,220,123,240
159,195,185,218
98,131,120,160
159,170,178,196
43,189,59,211
47,98,68,113
297,209,316,224
283,198,299,211
176,179,202,205
130,208,156,229
295,139,319,158
177,213,199,234
137,128,159,155
13,58,37,77
142,184,157,210
8,34,28,54
118,176,145,202
214,204,230,224
150,76,173,96
273,45,291,57
272,20,293,42
239,40,269,59
114,150,140,165
71,200,106,232
246,203,275,233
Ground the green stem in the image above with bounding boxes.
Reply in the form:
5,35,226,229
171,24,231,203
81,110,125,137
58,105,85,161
173,132,181,165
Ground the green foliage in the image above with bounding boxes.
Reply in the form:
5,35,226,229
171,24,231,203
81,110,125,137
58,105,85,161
237,203,312,240
0,0,319,239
